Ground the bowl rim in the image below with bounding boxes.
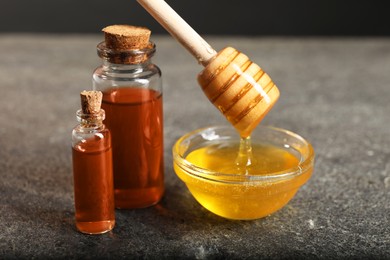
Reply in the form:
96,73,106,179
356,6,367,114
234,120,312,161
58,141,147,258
172,125,315,184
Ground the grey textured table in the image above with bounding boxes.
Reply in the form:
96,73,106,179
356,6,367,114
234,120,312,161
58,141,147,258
0,35,389,259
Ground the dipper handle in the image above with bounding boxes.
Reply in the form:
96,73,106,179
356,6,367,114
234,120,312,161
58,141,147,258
137,0,217,66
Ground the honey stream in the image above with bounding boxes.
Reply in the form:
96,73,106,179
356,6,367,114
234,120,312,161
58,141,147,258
234,136,254,175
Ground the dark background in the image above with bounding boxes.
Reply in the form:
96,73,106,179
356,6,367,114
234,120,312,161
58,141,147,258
0,0,389,36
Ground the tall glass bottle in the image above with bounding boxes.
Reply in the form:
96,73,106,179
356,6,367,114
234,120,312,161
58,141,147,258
72,91,115,234
93,25,164,209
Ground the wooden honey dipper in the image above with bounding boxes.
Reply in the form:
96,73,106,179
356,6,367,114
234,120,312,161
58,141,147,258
137,0,280,137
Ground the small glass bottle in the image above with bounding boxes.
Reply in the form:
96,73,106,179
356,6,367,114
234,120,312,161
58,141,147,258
93,25,164,209
72,91,115,234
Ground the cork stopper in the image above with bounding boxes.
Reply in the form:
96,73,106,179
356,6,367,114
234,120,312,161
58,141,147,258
80,90,102,114
102,25,151,50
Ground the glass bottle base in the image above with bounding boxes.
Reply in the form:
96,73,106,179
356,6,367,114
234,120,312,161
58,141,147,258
114,186,164,209
76,220,115,235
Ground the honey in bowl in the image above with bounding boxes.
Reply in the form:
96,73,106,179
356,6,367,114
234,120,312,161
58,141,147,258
173,125,314,220
186,139,300,175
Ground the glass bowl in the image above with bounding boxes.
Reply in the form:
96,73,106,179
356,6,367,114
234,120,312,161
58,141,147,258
172,125,315,220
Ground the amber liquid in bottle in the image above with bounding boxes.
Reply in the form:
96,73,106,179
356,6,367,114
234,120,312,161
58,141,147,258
102,87,164,208
72,130,115,234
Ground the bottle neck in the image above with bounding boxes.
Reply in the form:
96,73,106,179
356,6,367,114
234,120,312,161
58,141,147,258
97,41,156,65
76,109,105,129
102,59,151,72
